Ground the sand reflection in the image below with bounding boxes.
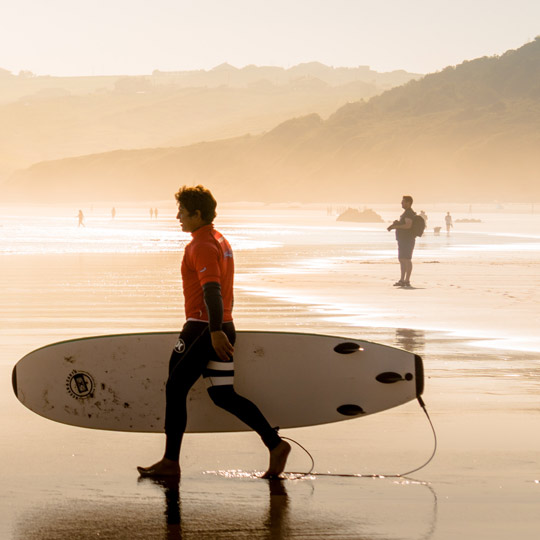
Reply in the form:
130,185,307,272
12,474,438,540
395,328,426,354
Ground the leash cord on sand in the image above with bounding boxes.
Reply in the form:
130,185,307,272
281,396,437,479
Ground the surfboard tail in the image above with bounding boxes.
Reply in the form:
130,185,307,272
414,355,424,397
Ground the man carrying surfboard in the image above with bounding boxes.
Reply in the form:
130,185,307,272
387,195,416,288
137,185,291,478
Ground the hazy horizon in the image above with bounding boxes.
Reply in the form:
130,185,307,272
2,2,540,203
2,0,539,77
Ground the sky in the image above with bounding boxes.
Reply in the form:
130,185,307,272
1,0,539,77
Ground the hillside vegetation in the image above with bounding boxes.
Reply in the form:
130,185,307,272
2,39,539,203
0,63,418,178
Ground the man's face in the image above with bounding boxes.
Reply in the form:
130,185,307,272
401,198,410,209
177,204,202,233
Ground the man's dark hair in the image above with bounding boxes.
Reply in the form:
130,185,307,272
175,185,217,223
402,195,413,205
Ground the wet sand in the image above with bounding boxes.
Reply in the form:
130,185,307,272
1,207,540,539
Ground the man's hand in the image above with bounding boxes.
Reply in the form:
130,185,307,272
210,330,234,361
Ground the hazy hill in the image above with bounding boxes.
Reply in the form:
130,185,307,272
2,39,540,203
0,64,419,178
151,62,416,89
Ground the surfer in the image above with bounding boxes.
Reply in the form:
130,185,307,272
387,195,416,288
137,185,290,478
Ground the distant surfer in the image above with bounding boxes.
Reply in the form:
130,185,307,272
445,212,453,233
387,195,415,288
77,209,85,227
137,185,290,478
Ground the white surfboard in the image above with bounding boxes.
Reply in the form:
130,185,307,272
12,331,424,433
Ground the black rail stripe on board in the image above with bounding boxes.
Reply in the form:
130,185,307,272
12,366,18,398
415,354,424,397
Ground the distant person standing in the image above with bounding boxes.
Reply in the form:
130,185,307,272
387,195,416,288
150,208,154,219
154,207,159,219
445,212,453,233
111,207,116,220
77,210,85,227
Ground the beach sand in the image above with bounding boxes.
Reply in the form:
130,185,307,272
1,206,540,539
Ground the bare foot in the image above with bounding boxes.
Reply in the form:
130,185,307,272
137,458,180,478
262,440,291,479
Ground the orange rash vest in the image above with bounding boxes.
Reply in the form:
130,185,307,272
181,224,234,323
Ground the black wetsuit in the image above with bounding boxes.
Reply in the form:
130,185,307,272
164,320,281,460
164,226,282,461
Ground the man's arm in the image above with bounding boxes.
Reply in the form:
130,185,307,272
388,218,413,231
203,281,234,361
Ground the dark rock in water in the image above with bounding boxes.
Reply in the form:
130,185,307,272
336,207,384,223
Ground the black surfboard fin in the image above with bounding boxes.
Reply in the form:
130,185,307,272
376,371,414,384
334,342,363,354
337,404,365,416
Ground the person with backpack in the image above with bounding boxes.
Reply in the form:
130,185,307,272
387,195,420,288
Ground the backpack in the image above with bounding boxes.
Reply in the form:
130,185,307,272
412,214,426,237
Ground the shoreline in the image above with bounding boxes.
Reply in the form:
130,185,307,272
2,233,539,363
235,249,540,354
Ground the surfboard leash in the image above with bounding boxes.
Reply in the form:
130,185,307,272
280,396,437,479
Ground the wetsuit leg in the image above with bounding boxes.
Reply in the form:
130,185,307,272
205,322,282,451
207,386,282,450
164,321,209,461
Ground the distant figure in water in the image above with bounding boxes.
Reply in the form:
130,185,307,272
150,208,154,219
111,207,116,220
387,195,416,288
154,207,159,219
137,185,290,479
445,212,453,234
77,210,85,227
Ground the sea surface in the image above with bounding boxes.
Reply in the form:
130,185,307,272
1,202,539,539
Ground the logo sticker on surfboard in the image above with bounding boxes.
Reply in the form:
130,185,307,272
66,370,95,399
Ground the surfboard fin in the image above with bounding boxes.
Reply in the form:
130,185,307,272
337,404,365,416
333,342,363,354
375,371,414,384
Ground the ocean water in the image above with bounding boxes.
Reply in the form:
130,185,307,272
2,202,540,257
1,203,540,539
